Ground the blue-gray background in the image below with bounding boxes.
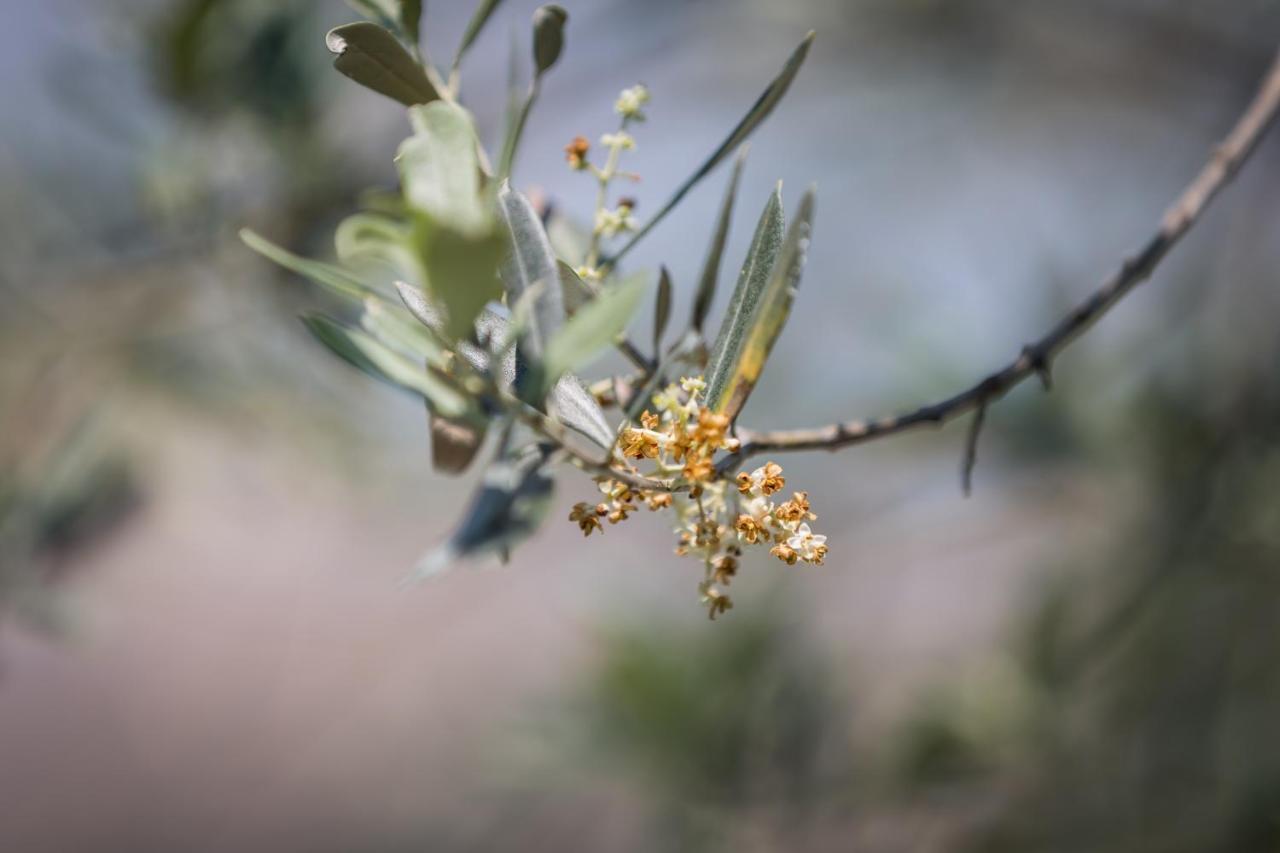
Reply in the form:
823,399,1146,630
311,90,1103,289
2,1,1279,850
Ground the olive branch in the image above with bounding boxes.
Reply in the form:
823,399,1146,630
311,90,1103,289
241,0,1280,616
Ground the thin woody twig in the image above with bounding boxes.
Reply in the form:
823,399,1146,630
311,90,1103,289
726,49,1280,469
961,402,987,497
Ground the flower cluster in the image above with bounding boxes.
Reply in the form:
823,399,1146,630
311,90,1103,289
568,376,830,620
614,84,650,120
566,84,650,277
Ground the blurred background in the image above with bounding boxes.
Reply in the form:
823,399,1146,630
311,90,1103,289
2,0,1279,850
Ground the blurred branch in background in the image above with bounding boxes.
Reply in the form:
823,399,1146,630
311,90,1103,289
733,49,1280,490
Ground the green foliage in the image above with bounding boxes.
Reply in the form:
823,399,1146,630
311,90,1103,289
326,21,438,105
300,314,476,419
413,445,555,578
714,188,815,420
245,0,820,583
704,185,786,413
541,272,648,394
692,148,748,336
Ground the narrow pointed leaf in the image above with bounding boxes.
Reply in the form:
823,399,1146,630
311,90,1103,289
653,266,673,355
395,282,611,448
704,185,785,412
412,444,554,578
605,31,813,267
692,146,748,333
498,184,564,358
400,0,422,44
542,272,648,388
301,314,476,419
241,229,372,302
453,0,505,71
326,22,439,106
359,297,449,369
334,212,418,283
557,260,593,314
715,188,815,420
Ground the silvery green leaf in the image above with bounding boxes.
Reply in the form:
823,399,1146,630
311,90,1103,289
398,103,489,236
606,31,813,267
704,184,785,413
412,444,554,579
241,229,373,302
549,375,615,450
547,211,591,267
654,266,673,356
531,5,567,75
712,188,815,420
393,281,607,446
335,213,418,282
542,272,648,389
558,260,593,315
326,22,439,106
398,105,503,341
693,146,748,333
410,218,505,342
359,297,449,369
301,314,476,420
498,183,564,358
453,0,505,72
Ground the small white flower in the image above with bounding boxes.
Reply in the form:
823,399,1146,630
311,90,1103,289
614,84,650,119
600,131,636,150
680,376,706,395
786,523,828,563
594,206,638,238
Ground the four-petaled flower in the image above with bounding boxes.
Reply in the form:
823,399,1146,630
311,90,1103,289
734,513,768,545
786,523,828,565
569,502,603,536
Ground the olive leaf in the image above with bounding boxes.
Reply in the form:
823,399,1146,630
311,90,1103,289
398,103,504,341
240,228,373,302
654,265,673,355
453,0,505,73
498,183,564,360
358,297,449,370
411,444,555,580
692,146,748,334
398,102,490,236
301,314,476,420
604,31,813,267
711,188,815,421
704,184,785,414
541,272,648,391
334,212,418,281
557,260,594,314
394,281,613,451
499,5,570,177
326,22,439,106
